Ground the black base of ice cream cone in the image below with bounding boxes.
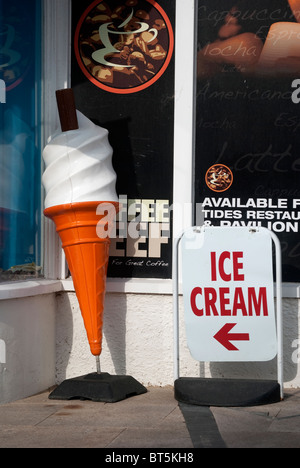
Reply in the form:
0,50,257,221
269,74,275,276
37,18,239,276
48,372,147,403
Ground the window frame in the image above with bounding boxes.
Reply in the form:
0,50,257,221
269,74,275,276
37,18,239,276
42,0,71,280
42,0,196,292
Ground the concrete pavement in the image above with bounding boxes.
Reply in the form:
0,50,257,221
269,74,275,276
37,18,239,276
0,386,299,449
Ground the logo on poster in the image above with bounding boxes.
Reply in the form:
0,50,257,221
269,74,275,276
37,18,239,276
74,0,174,94
205,164,233,192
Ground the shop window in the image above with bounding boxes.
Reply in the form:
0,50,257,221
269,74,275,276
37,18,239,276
195,0,300,283
0,0,42,281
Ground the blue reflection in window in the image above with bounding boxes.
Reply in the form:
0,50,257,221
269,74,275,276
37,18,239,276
0,0,42,275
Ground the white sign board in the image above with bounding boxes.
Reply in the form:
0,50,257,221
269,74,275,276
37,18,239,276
181,227,277,362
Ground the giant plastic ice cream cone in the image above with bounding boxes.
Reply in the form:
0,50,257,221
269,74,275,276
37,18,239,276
42,89,119,358
44,201,119,356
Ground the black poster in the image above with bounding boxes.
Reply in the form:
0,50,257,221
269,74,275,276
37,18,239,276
71,0,175,278
195,0,300,282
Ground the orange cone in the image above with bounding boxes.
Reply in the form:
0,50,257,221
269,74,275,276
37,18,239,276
44,201,119,356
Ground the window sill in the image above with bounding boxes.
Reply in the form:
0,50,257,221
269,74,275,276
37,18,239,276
0,278,299,301
281,283,300,298
0,277,174,300
0,279,62,300
61,277,174,295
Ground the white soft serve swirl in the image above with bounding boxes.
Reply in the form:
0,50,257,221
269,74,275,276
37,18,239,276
42,111,118,209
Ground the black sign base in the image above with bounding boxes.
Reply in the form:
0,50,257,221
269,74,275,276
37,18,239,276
175,378,281,407
49,372,147,403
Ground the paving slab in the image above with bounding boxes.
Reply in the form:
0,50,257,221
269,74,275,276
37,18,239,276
0,386,299,449
0,425,123,449
210,388,300,448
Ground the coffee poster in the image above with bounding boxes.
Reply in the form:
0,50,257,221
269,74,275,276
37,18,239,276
71,0,175,279
195,0,300,282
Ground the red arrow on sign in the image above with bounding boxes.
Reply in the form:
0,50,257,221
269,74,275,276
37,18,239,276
214,323,250,351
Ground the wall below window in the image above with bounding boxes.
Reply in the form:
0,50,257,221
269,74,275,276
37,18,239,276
55,292,300,389
0,288,299,405
55,292,175,386
0,294,56,404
